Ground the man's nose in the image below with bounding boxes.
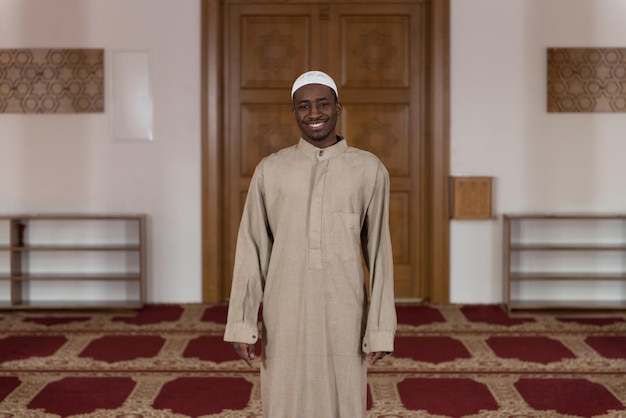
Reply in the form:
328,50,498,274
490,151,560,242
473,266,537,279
309,105,321,117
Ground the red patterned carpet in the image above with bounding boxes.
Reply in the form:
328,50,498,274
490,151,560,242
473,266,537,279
0,304,625,417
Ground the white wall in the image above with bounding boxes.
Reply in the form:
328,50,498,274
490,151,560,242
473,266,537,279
450,0,626,303
0,0,201,303
2,0,625,305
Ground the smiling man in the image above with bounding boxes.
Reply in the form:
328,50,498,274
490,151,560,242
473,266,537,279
224,70,396,418
291,71,343,147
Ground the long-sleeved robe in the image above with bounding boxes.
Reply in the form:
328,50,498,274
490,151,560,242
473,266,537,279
224,137,396,418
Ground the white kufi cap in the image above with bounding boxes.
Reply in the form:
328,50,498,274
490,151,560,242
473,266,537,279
291,70,338,99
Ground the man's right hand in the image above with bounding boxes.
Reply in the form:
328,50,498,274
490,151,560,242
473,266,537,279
232,342,256,367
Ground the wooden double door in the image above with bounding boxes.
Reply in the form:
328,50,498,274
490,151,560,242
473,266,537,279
202,0,450,303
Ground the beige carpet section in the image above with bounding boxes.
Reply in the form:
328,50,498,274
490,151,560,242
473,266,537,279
0,303,625,417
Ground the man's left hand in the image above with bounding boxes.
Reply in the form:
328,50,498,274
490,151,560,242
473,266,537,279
367,351,391,365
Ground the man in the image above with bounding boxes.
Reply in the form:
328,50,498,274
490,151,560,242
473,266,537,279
224,70,396,417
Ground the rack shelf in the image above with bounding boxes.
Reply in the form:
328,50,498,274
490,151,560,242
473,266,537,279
507,299,626,310
503,213,626,311
0,214,146,310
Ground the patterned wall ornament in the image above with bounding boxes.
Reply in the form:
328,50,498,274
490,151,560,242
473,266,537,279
548,48,626,113
0,48,104,113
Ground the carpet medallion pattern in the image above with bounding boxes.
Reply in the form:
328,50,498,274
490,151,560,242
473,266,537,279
0,304,624,417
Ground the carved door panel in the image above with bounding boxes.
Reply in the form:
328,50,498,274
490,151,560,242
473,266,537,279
223,1,427,299
223,3,321,297
327,4,425,298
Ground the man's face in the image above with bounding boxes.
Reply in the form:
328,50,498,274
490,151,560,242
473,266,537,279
292,83,342,146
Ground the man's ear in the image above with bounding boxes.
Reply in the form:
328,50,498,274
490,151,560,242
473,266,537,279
336,101,343,114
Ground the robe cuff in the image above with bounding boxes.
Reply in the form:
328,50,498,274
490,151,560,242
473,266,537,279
224,323,260,345
361,331,395,353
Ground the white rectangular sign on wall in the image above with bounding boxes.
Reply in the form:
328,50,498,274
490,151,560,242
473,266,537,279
112,51,153,141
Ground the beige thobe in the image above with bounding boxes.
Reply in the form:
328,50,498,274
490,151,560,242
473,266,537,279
224,138,396,418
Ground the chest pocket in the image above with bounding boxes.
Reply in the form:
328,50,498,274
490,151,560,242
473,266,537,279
326,212,361,261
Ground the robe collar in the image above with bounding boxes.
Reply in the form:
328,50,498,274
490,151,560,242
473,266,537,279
296,136,348,160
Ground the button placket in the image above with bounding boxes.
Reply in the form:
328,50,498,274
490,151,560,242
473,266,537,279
308,160,328,269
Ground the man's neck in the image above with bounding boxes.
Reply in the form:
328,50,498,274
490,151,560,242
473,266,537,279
302,135,340,149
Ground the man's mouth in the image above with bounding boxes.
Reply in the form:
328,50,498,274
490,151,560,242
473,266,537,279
307,121,325,129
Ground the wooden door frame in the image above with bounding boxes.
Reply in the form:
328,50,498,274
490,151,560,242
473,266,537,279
201,0,450,304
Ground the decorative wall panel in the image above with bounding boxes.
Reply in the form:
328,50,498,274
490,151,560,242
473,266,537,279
241,104,300,176
450,176,493,220
241,16,310,88
340,16,409,88
548,48,626,113
0,48,104,114
342,104,410,176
